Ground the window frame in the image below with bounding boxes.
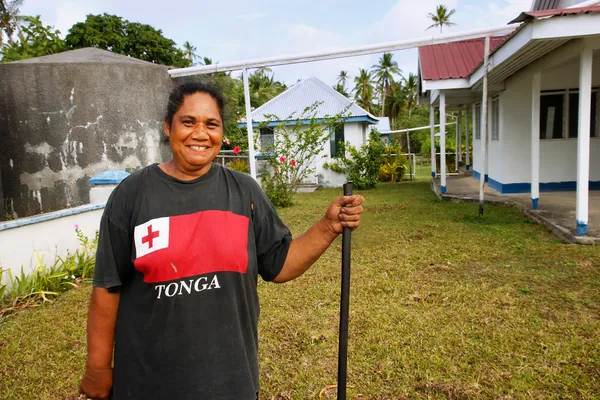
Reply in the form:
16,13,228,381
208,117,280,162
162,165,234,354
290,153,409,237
540,88,599,140
474,103,481,140
330,124,345,158
259,127,275,152
491,96,500,141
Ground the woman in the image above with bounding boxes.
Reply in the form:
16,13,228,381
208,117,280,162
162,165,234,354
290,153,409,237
80,82,364,400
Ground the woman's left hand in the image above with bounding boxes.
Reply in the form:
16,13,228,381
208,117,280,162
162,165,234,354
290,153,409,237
323,195,365,235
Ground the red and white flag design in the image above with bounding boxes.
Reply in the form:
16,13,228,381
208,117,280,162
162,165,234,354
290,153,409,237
133,210,249,283
134,217,170,258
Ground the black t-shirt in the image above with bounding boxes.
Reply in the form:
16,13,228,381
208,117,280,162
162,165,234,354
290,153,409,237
92,163,292,400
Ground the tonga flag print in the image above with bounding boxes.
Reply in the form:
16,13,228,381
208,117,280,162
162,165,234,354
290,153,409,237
133,210,250,283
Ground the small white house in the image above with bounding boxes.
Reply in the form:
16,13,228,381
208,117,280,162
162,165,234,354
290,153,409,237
239,76,382,187
418,3,600,235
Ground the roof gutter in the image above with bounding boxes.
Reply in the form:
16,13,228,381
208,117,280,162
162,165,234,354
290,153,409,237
168,24,518,78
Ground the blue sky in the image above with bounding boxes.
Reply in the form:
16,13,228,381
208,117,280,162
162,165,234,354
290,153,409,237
21,0,533,86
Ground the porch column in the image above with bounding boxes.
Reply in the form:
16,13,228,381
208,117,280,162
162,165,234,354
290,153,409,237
455,110,461,171
467,104,473,171
243,68,258,180
430,104,436,177
458,109,463,168
479,36,490,216
440,92,447,194
576,47,593,235
531,71,541,210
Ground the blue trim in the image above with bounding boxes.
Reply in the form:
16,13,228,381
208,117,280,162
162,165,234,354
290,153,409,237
576,221,587,236
88,170,130,185
431,171,436,177
484,180,600,194
532,198,539,210
0,203,106,232
238,115,379,128
472,170,488,182
441,185,447,194
466,165,471,171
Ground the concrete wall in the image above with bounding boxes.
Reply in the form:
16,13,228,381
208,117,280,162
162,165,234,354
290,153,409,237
0,204,104,285
499,48,600,186
0,61,174,220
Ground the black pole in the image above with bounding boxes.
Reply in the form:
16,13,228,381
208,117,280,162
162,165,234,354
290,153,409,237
337,181,353,400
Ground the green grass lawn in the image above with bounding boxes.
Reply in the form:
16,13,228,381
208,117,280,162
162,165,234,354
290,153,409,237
1,182,599,399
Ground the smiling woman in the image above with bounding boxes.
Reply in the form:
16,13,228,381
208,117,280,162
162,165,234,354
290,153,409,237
162,84,225,179
79,82,364,400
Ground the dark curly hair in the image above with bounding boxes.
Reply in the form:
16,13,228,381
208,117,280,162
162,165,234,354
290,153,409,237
165,82,225,128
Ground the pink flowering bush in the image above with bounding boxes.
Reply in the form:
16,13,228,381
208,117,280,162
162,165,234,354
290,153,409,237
258,102,349,207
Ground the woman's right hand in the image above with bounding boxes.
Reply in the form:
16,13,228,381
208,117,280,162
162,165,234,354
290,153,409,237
79,367,113,400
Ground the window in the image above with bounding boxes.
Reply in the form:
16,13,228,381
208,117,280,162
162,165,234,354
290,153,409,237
540,89,599,139
330,125,345,158
568,92,598,138
259,127,274,152
491,97,500,141
540,94,564,139
475,104,481,140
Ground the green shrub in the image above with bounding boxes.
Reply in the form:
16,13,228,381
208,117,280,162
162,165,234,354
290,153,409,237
227,158,249,174
379,145,408,182
261,174,293,208
0,226,98,313
336,130,386,190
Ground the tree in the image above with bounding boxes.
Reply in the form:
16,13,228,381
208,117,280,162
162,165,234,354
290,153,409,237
371,53,401,117
337,70,348,88
333,83,349,98
426,4,456,34
200,56,213,65
1,15,65,63
65,14,190,67
245,67,286,108
403,72,419,117
182,41,199,65
353,68,374,113
0,0,23,45
385,81,406,126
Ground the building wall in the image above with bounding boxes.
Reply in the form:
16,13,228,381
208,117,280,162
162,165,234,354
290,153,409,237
0,205,103,285
317,121,366,187
0,62,174,220
476,43,600,190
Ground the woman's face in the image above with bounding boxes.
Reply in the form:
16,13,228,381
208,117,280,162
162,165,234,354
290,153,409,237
164,92,223,178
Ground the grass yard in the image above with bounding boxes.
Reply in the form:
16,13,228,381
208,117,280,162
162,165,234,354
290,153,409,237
1,182,599,399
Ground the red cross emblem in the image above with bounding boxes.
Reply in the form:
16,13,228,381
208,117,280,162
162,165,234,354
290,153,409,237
134,217,170,258
142,225,160,248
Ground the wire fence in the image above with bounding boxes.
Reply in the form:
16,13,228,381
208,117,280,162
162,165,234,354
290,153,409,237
215,150,464,181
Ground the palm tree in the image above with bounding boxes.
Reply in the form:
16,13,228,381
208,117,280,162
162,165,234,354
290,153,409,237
385,81,406,127
337,70,348,88
200,57,213,65
182,41,199,65
426,4,456,34
371,53,402,117
403,73,419,117
353,68,374,113
247,68,286,108
0,0,24,45
333,83,349,98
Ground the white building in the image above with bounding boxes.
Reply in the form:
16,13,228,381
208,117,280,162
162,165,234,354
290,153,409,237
239,76,383,187
418,3,600,235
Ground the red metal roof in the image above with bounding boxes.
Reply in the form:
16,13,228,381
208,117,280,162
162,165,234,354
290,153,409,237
510,6,600,24
419,36,508,81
